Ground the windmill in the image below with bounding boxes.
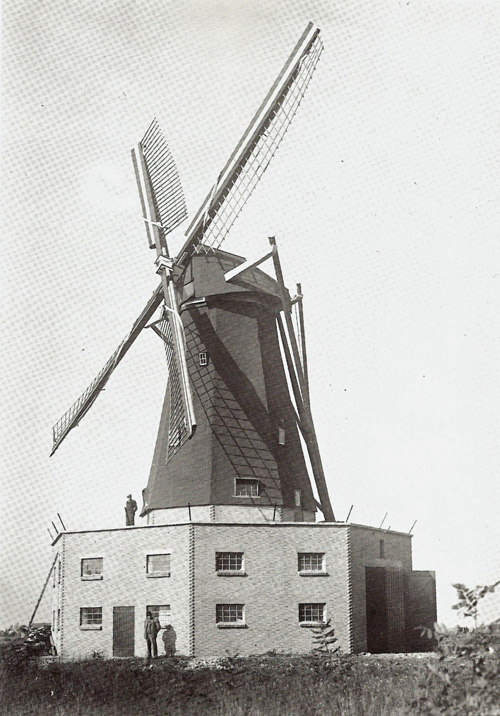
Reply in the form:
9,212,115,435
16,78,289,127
51,22,335,523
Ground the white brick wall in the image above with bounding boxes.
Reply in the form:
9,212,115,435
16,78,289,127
52,521,413,660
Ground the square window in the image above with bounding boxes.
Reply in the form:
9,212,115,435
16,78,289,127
81,558,103,579
216,552,244,572
147,605,171,629
216,604,245,626
146,554,171,577
234,478,260,497
298,553,325,573
299,603,325,624
80,607,102,628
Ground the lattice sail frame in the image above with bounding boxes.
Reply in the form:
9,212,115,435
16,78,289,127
133,118,188,250
151,308,189,462
51,286,164,455
177,22,323,266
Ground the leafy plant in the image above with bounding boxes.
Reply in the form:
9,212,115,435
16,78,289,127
309,618,340,654
410,580,500,715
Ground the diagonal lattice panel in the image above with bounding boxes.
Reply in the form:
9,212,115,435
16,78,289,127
51,285,164,456
152,308,188,462
188,31,323,255
140,118,188,238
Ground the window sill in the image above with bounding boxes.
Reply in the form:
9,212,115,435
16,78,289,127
216,570,246,577
80,625,102,631
146,573,170,578
234,496,261,499
216,623,247,629
299,622,326,628
298,571,329,577
81,575,103,581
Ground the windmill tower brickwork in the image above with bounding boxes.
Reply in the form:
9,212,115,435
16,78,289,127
49,23,437,660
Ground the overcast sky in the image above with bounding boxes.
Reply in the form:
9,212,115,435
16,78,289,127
1,0,499,629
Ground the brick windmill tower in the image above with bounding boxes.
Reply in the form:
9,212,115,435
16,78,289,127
50,23,436,660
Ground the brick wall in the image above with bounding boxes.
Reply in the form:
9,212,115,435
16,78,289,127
53,525,190,660
191,523,351,658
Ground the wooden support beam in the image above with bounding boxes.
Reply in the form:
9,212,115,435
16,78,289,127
28,554,59,629
295,282,310,406
271,237,335,522
224,248,274,283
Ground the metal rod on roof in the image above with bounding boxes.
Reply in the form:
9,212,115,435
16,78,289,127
409,520,417,534
345,505,353,522
57,513,66,531
47,528,54,541
51,521,59,535
379,513,388,529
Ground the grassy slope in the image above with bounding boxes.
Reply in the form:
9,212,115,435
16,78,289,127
0,653,433,716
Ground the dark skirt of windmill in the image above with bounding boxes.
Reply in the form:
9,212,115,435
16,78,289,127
142,249,315,518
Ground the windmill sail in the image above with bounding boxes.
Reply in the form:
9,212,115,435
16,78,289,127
176,22,323,266
150,308,190,461
50,285,164,456
132,118,188,250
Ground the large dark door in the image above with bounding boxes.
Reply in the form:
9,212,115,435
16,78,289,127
113,606,135,657
365,567,389,653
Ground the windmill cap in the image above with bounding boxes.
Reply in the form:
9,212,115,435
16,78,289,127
127,494,132,498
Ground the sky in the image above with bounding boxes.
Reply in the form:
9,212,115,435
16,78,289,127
1,0,500,630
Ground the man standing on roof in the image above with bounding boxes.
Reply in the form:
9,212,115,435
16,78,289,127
144,611,161,659
125,494,137,526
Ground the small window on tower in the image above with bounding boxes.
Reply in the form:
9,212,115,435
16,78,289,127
379,540,385,559
199,352,208,366
234,478,260,497
216,552,244,574
295,490,302,507
278,427,286,445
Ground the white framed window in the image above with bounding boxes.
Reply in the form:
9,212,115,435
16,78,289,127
146,553,171,577
199,351,208,366
80,606,102,630
81,557,103,580
298,552,326,574
147,605,171,629
216,604,245,628
278,427,286,445
294,490,302,507
299,603,325,625
216,552,244,574
234,478,260,497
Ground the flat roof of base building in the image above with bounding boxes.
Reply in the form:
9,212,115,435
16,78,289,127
51,521,412,546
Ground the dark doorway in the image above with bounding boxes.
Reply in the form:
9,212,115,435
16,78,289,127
113,606,135,657
365,566,388,653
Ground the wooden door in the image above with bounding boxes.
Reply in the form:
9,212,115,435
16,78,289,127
113,606,135,657
365,566,389,653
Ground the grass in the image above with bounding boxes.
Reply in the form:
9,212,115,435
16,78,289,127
0,652,435,716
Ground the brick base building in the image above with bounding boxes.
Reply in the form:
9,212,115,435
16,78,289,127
51,518,436,660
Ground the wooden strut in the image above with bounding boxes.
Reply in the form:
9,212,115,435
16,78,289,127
28,553,59,629
270,237,335,522
295,283,310,407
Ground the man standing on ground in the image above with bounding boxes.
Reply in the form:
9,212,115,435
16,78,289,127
144,611,161,659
